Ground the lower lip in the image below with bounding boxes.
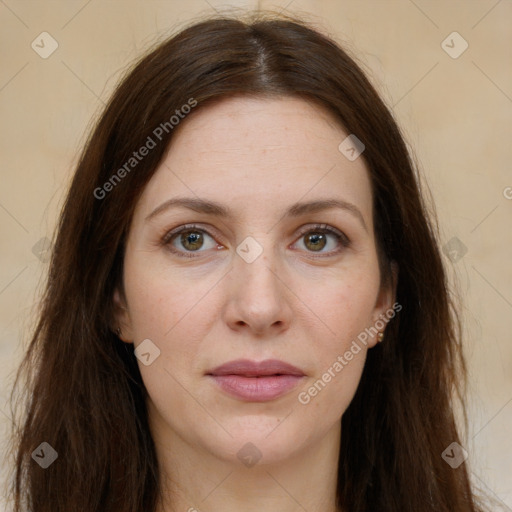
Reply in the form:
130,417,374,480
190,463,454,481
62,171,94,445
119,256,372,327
209,375,303,402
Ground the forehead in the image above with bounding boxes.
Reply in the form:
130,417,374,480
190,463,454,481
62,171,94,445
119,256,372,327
134,95,373,226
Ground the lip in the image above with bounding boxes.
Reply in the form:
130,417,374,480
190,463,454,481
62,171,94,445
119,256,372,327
207,359,305,402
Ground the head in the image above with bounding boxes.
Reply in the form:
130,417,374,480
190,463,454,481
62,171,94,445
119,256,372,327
10,13,482,512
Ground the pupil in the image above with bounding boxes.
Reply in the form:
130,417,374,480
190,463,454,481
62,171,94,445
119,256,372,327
307,232,326,251
183,231,202,250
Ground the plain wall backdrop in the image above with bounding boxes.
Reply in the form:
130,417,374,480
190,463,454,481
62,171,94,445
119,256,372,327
1,0,511,510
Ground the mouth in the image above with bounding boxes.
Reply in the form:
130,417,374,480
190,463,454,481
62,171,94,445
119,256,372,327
206,359,305,402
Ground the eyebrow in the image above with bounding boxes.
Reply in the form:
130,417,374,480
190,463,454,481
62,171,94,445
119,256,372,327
145,196,368,232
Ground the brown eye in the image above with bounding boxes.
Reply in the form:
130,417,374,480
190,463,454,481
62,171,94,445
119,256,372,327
162,225,220,258
304,232,327,252
179,230,204,251
293,224,350,257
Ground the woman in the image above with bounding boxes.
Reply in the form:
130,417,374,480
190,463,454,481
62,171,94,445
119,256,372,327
9,12,487,512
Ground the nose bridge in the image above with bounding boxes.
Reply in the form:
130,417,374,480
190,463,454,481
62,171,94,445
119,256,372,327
236,236,280,298
228,234,291,332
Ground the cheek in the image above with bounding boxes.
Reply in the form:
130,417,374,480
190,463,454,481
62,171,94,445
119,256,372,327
308,267,381,348
295,269,379,414
123,249,217,341
297,296,370,422
122,256,211,403
124,264,211,435
298,349,366,413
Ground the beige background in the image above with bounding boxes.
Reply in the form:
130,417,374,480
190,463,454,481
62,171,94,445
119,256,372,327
1,0,511,510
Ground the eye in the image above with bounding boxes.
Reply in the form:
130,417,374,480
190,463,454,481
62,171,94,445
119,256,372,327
161,224,221,258
292,224,350,257
161,223,350,259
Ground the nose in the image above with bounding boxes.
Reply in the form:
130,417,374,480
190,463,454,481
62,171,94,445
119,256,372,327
224,248,293,337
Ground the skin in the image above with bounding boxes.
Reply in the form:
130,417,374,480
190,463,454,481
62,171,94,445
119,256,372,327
113,95,397,512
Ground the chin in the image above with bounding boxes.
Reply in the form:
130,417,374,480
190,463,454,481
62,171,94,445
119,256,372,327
198,416,311,466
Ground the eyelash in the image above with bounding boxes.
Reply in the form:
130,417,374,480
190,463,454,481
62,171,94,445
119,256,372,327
160,223,351,259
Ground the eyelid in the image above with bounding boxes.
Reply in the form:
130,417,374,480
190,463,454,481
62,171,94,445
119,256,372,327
160,223,222,245
158,223,221,259
161,222,351,258
294,223,350,247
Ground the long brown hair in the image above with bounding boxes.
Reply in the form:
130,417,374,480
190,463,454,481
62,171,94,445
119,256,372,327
8,12,486,512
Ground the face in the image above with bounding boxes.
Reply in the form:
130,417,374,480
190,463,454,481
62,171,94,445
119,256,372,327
114,95,396,466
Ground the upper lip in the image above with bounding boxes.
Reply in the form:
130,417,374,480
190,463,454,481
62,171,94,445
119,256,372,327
207,359,305,377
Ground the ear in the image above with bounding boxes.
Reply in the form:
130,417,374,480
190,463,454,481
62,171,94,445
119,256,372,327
369,260,399,347
112,287,134,343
